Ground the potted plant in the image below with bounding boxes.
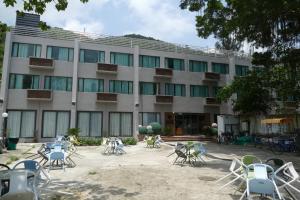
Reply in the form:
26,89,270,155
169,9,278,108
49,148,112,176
138,125,147,141
7,129,19,150
67,128,81,145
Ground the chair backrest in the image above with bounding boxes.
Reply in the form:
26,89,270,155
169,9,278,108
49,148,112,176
242,155,261,166
116,138,123,146
248,178,276,195
248,164,273,180
284,162,299,180
56,135,64,142
49,152,64,160
0,164,10,170
53,144,62,152
13,160,40,173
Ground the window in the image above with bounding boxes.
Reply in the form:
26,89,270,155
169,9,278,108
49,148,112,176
79,49,105,63
165,58,184,71
235,65,249,76
77,112,102,137
110,52,133,66
212,86,222,97
139,82,159,95
109,112,132,137
42,111,70,138
7,110,36,138
44,76,72,91
212,62,229,74
11,42,41,58
9,74,39,89
165,83,186,96
78,78,104,92
189,60,208,72
190,85,209,97
109,80,133,94
46,46,74,61
139,112,160,126
139,55,160,68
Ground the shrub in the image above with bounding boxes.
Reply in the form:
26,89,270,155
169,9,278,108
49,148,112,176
163,127,172,135
78,137,102,146
122,137,138,145
139,126,148,134
67,128,80,138
150,122,161,134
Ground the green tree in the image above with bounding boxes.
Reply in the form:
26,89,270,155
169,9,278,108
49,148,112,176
181,0,300,110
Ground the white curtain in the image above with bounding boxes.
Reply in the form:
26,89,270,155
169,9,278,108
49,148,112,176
56,112,69,136
7,111,21,138
43,112,56,137
121,113,132,136
90,113,102,137
78,112,89,137
18,44,28,58
110,113,120,136
58,48,69,61
21,111,35,137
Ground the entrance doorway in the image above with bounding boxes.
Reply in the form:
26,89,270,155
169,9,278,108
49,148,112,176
174,113,210,135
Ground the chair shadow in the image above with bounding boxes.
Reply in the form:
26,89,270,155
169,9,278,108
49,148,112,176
41,179,140,200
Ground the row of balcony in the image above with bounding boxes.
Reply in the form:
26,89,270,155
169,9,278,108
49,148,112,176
28,57,221,81
26,89,221,106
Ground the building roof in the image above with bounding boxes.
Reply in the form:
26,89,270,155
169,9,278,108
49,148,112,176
11,25,251,60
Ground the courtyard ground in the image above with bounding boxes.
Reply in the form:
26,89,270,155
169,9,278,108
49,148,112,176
1,142,300,200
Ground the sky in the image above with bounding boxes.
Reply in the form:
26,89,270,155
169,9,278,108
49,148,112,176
0,0,217,48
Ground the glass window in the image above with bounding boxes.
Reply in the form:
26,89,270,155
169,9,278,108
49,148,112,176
109,80,133,94
79,49,105,63
11,42,41,58
212,86,222,97
190,85,209,97
189,60,208,72
44,76,72,91
110,52,133,67
139,55,160,68
235,65,249,76
7,110,36,138
46,46,74,61
139,82,158,95
42,111,70,138
109,112,132,137
78,78,104,92
165,83,186,96
77,112,102,137
212,62,229,74
165,58,184,71
139,112,160,126
9,74,39,89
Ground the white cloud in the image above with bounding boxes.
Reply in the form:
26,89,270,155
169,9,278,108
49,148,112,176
123,0,196,42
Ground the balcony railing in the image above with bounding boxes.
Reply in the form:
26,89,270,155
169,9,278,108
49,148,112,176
205,97,220,106
154,68,173,78
97,63,118,74
155,95,173,104
29,57,54,70
204,72,220,81
27,90,52,101
96,93,117,102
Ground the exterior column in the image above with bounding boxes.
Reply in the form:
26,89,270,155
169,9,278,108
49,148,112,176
0,32,12,133
133,45,139,139
70,39,79,128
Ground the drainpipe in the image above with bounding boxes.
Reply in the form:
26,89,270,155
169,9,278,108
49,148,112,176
133,45,139,139
70,39,79,129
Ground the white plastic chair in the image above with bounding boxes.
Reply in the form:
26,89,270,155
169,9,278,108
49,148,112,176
1,170,38,200
240,164,282,200
48,147,66,172
274,162,300,194
115,138,126,154
154,135,163,148
190,143,207,164
216,158,247,189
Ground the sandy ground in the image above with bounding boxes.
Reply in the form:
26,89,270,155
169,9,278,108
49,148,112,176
1,142,300,200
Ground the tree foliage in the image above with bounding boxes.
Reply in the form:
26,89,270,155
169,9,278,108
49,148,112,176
1,0,89,30
181,0,300,113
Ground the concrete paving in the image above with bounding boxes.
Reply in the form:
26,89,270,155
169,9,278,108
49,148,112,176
1,142,300,200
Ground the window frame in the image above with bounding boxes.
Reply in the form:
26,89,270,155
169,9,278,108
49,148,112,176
109,112,133,137
212,62,229,74
79,49,105,63
76,111,103,137
11,42,41,58
110,52,133,67
9,73,40,89
109,80,133,94
78,78,104,93
6,110,37,138
139,82,159,95
44,76,72,91
41,110,71,138
165,83,186,96
46,45,74,62
190,85,209,97
139,55,160,68
235,65,249,76
165,57,185,71
189,60,208,72
139,112,161,126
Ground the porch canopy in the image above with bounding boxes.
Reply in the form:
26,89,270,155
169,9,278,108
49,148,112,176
261,118,293,124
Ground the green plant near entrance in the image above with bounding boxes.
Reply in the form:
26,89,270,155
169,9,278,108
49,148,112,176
122,137,137,145
78,137,102,146
67,128,80,138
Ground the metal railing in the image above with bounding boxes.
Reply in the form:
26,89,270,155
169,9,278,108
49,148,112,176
11,26,252,59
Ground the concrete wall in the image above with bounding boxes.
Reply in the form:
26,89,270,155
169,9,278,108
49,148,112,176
0,33,253,141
